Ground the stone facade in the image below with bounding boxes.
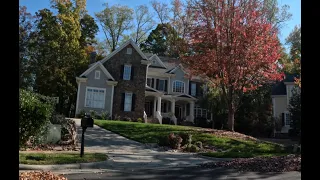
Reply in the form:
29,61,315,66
103,44,147,120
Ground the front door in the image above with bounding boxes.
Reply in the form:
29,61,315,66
175,106,182,119
145,101,151,116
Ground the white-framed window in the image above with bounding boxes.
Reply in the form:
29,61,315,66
191,83,196,96
95,70,100,79
284,111,291,126
147,78,152,86
124,92,133,112
123,64,132,80
126,48,132,54
85,87,105,109
158,79,165,91
195,107,208,118
173,80,185,93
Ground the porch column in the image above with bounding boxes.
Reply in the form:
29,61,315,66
157,96,162,113
171,100,175,115
153,96,157,118
171,100,177,125
184,104,187,117
189,101,195,122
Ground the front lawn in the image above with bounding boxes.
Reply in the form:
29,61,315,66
94,120,287,158
19,152,107,165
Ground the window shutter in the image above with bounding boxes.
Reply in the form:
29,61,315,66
121,93,125,111
120,65,124,79
156,79,159,90
189,82,192,95
152,78,155,88
281,113,285,126
131,66,134,80
164,102,167,113
131,94,136,111
165,80,168,92
196,83,200,96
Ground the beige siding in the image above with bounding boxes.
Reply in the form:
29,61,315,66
274,96,288,118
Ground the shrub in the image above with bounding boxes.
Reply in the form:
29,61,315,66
168,133,183,149
51,113,66,125
162,117,170,124
289,88,301,137
180,121,195,126
179,133,191,146
137,118,143,123
59,119,77,146
122,116,132,121
158,136,169,146
195,141,203,149
76,109,86,118
19,89,54,148
89,110,97,119
190,144,200,152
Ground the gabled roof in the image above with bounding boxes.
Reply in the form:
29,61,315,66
100,39,147,65
149,54,167,68
167,64,188,74
79,61,115,81
174,94,197,100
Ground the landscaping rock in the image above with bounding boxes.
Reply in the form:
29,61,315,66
199,154,301,172
19,171,67,180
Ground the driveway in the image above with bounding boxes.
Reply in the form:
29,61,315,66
72,119,225,169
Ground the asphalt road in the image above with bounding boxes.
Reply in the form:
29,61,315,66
63,167,301,180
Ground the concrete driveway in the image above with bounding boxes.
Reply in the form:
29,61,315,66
72,119,225,169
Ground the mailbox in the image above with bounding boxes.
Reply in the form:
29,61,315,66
81,114,94,128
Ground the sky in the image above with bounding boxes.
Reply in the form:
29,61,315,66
19,0,300,49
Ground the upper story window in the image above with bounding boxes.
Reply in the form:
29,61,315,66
123,65,132,80
95,70,100,79
173,80,185,93
158,79,165,91
126,48,132,54
191,83,196,96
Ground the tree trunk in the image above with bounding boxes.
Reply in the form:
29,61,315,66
227,104,235,132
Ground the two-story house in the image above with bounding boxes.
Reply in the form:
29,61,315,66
75,39,210,124
271,73,300,135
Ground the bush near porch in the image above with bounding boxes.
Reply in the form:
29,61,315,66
94,120,288,158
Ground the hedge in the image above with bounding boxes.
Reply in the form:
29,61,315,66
19,89,54,147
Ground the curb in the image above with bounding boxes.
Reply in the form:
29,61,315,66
19,161,113,170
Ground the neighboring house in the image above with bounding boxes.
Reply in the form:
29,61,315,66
271,73,300,135
75,39,211,124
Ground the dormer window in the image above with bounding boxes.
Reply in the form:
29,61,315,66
126,48,132,54
95,70,100,79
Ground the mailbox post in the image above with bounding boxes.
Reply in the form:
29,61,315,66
80,113,94,157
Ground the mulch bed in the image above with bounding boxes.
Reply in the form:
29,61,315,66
19,171,67,180
199,154,301,172
20,144,80,152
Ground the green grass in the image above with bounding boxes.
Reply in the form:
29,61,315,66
95,120,287,158
19,153,107,165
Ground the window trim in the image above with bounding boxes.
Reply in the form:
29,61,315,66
95,70,101,79
124,92,133,112
123,64,132,80
84,86,106,109
172,80,185,93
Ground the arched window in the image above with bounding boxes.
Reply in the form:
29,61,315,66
173,80,185,93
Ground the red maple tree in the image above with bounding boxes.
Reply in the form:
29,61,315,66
181,0,283,131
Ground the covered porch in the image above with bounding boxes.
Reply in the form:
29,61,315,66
144,86,197,125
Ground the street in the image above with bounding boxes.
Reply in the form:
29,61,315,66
61,167,301,180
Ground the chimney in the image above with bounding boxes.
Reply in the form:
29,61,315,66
90,51,97,65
